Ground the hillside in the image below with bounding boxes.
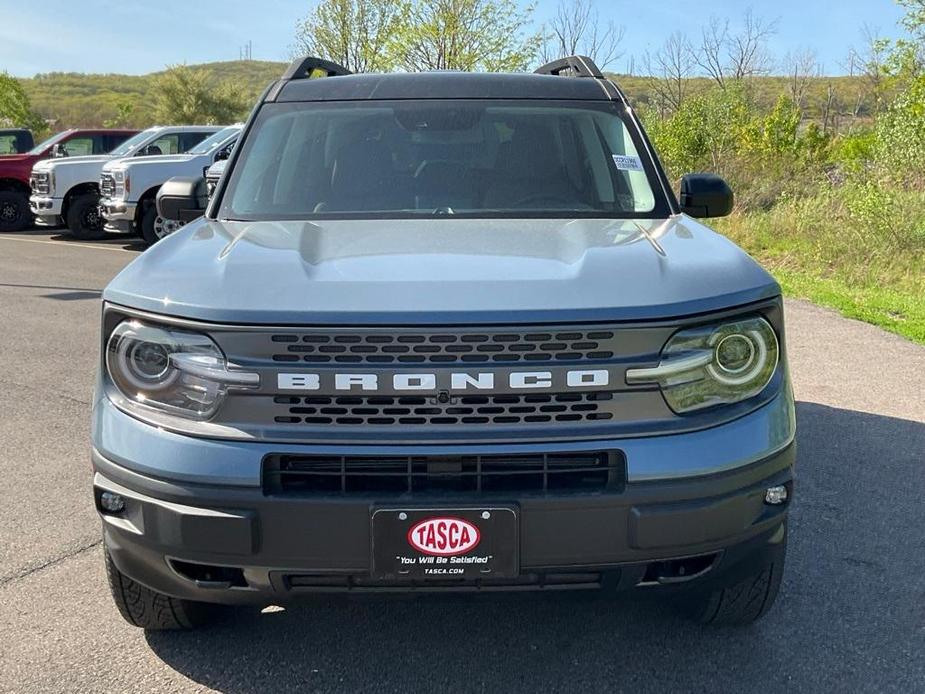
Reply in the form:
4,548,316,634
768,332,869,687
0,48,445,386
21,60,287,129
19,59,873,130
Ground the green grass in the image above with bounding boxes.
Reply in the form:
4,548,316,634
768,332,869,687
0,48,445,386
715,189,925,345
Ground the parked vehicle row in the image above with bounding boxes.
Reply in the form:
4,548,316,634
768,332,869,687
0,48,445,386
0,128,137,232
0,123,239,245
99,124,240,245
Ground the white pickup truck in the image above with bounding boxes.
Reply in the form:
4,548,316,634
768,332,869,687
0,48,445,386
100,124,241,245
29,126,220,239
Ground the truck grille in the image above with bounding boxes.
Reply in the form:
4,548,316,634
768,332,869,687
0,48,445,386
269,329,616,365
272,392,616,426
100,173,115,197
263,450,626,495
30,172,50,195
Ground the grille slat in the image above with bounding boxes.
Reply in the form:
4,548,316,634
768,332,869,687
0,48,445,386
263,451,626,495
269,329,615,364
273,392,615,426
100,173,116,198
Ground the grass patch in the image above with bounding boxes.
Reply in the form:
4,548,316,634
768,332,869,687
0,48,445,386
715,187,925,345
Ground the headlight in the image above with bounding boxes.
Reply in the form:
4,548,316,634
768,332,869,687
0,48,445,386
626,316,779,414
112,170,127,198
105,320,259,419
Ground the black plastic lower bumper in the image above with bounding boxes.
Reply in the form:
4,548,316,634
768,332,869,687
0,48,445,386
95,443,793,604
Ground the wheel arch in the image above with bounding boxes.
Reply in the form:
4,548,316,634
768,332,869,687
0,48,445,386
62,182,101,218
135,184,163,226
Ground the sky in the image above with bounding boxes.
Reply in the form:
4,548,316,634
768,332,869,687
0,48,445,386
0,0,910,77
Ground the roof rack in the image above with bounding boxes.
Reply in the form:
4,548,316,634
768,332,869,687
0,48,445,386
534,56,603,79
281,56,352,80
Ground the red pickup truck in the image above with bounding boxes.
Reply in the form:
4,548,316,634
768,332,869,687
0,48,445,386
0,128,137,232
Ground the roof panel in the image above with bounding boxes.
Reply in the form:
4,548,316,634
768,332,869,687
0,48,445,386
276,71,610,102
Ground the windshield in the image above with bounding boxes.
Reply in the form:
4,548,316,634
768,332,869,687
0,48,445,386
29,131,70,155
220,101,663,221
108,129,156,157
189,126,239,154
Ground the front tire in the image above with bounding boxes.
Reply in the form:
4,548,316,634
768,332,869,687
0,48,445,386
66,194,105,240
678,544,785,626
140,204,183,246
0,190,31,232
104,547,218,630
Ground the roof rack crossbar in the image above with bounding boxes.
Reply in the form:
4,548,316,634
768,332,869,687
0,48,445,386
281,56,352,80
534,56,603,79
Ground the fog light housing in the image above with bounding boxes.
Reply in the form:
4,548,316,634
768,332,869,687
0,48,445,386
99,491,126,513
764,485,788,505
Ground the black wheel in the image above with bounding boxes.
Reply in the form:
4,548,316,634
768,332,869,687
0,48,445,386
66,194,105,240
678,546,785,626
0,190,31,232
140,203,183,246
104,547,218,630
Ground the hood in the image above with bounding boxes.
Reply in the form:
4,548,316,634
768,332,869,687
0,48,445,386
0,153,39,164
103,153,196,171
35,154,112,171
104,216,780,325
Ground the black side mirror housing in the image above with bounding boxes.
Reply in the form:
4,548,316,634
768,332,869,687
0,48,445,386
679,174,734,218
215,145,232,161
157,177,208,223
51,143,68,158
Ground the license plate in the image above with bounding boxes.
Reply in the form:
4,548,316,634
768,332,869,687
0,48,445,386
371,507,518,581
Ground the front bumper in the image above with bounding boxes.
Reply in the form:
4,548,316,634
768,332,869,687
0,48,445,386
100,197,136,233
29,195,63,225
92,392,795,604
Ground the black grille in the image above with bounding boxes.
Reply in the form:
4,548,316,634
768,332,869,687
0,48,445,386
263,451,625,495
100,173,115,197
30,173,50,195
269,329,616,364
272,392,616,426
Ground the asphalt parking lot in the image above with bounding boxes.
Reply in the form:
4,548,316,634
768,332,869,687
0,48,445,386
0,228,923,693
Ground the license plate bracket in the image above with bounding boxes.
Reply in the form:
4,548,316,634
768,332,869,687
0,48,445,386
371,507,518,581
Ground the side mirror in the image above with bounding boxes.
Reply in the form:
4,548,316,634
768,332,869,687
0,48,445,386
679,174,734,218
51,143,68,158
157,177,208,223
215,145,232,161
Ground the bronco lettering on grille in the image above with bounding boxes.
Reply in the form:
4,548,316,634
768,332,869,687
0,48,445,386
277,370,610,392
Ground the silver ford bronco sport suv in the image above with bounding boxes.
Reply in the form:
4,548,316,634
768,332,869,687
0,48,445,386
93,56,795,630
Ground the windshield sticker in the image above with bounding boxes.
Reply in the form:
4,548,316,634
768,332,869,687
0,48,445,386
613,154,644,172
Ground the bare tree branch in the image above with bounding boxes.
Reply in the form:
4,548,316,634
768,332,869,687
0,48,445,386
784,47,819,112
643,32,695,114
541,0,625,70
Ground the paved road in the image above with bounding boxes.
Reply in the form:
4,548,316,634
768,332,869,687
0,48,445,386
0,229,923,693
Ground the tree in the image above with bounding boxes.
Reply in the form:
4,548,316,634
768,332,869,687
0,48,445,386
293,0,406,72
784,48,819,113
643,32,695,114
394,0,543,72
540,0,624,70
103,100,135,128
694,10,777,88
0,72,45,134
152,65,249,125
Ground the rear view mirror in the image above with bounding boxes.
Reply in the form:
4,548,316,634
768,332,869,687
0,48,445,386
679,174,734,218
157,177,208,222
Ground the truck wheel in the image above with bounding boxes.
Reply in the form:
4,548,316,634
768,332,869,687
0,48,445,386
66,194,105,240
104,547,218,630
140,205,183,246
678,550,785,626
0,190,31,232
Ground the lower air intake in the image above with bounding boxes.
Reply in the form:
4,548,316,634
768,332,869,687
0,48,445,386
263,451,625,495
